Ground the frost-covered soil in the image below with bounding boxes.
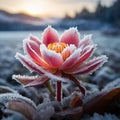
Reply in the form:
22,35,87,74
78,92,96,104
0,31,120,120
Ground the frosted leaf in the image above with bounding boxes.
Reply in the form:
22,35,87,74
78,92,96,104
35,100,60,120
82,82,99,103
35,106,55,120
0,93,36,109
0,86,16,94
37,101,61,112
7,101,36,120
83,88,120,115
61,91,82,108
103,78,120,91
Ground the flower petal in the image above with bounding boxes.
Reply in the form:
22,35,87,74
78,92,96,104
23,39,40,55
79,34,92,48
15,53,68,83
61,27,80,47
23,40,49,68
61,44,76,61
66,55,108,75
12,75,38,85
42,26,59,46
15,53,45,74
40,44,63,68
61,48,82,70
73,45,96,66
25,75,48,87
29,34,41,45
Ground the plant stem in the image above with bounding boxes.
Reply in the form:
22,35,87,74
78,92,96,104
56,81,62,102
45,81,55,97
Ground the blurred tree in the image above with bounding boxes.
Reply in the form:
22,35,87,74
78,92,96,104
95,0,120,23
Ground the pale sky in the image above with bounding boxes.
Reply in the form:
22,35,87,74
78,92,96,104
0,0,116,18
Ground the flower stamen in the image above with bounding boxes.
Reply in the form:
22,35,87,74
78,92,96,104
48,42,71,60
47,42,68,53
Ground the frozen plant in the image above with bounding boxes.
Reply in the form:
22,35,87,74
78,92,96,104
13,26,107,101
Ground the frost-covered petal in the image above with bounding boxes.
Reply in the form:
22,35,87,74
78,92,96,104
61,48,82,70
42,26,59,46
25,75,48,87
15,53,45,74
15,53,68,83
40,44,63,68
29,34,41,45
23,38,41,56
79,34,92,48
73,45,96,67
66,55,108,75
23,40,49,68
61,27,80,47
61,44,76,61
12,75,38,85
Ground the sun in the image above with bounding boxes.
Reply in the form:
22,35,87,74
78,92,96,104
25,7,40,16
21,2,44,16
27,9,39,16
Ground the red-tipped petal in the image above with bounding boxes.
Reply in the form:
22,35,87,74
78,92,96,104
23,40,49,68
42,26,59,46
15,53,68,83
79,34,92,48
25,75,48,87
61,44,76,61
66,55,108,75
12,75,38,85
29,34,41,45
40,44,63,68
15,53,45,74
61,27,80,47
61,48,81,70
74,45,96,66
24,39,41,55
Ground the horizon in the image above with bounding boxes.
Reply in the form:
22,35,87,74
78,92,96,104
0,0,116,18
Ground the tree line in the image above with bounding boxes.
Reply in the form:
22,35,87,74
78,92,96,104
64,0,120,25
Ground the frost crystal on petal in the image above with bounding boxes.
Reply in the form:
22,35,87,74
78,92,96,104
61,27,80,47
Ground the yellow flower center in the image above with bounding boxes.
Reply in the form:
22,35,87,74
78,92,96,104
47,42,70,60
47,42,68,53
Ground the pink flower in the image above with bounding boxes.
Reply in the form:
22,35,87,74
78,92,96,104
13,26,107,101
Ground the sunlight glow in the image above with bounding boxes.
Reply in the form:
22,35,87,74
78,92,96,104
24,7,40,16
0,0,115,18
20,1,46,16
